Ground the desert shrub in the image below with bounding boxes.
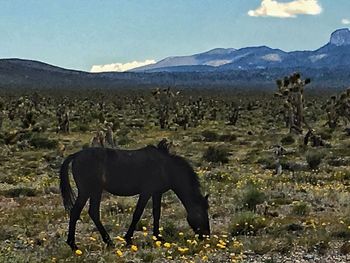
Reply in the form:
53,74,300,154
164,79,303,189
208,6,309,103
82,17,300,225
2,187,38,197
306,150,325,169
229,211,267,236
206,171,238,183
291,201,310,216
118,136,133,146
117,128,130,137
0,133,4,145
319,130,332,140
340,241,350,255
29,135,58,149
203,146,229,163
257,156,275,169
218,134,237,142
201,130,218,141
274,236,294,255
74,123,90,132
327,157,350,167
162,220,178,240
248,238,274,255
140,252,156,262
241,185,266,211
281,134,295,145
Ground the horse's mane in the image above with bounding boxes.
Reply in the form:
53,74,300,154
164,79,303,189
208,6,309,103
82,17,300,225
167,154,200,190
157,138,171,154
155,139,200,191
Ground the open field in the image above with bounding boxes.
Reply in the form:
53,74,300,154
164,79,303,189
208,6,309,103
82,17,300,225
1,87,350,262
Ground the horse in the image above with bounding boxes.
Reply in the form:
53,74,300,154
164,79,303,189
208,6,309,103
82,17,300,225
59,140,210,250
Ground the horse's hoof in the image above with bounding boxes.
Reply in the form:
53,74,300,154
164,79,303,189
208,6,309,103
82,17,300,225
66,239,78,251
125,238,133,246
106,241,115,248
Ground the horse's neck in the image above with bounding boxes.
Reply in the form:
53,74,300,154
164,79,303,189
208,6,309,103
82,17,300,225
173,185,201,212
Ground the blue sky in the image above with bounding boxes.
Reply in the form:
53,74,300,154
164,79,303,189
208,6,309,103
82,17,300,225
0,0,349,71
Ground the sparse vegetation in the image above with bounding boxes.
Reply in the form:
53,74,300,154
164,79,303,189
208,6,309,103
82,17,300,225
0,87,350,262
203,146,229,163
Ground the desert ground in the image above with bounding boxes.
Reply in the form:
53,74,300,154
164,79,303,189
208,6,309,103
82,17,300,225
1,85,350,263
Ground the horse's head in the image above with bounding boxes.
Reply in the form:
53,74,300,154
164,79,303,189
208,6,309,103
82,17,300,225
187,194,210,238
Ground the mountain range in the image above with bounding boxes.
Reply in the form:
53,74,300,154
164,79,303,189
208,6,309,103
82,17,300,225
132,28,350,73
0,28,350,89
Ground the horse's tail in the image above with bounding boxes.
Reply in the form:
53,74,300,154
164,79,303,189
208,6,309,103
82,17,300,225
59,153,78,212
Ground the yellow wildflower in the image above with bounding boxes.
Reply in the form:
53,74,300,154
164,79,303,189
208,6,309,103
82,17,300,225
216,243,226,249
178,247,189,253
131,245,138,252
164,242,171,248
75,249,83,256
116,249,123,257
155,241,162,247
115,236,125,242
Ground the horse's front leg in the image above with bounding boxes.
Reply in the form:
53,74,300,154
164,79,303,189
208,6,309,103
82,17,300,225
124,193,151,245
152,192,163,240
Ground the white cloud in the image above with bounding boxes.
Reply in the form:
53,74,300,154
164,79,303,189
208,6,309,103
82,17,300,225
342,18,350,25
248,0,322,18
90,59,156,72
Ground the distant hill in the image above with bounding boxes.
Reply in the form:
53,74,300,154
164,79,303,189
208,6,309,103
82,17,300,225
0,29,350,89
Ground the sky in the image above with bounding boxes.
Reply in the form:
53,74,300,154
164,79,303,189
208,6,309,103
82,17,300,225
0,0,349,72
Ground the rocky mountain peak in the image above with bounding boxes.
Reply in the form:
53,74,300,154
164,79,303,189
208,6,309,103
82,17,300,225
330,28,350,46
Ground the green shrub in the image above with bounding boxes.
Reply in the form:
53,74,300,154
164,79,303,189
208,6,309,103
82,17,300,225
291,201,310,216
281,134,295,145
74,123,90,132
29,135,58,149
201,130,219,142
242,185,266,211
229,211,268,236
162,220,178,240
2,187,38,197
203,146,229,163
218,134,237,142
306,150,325,170
118,136,133,146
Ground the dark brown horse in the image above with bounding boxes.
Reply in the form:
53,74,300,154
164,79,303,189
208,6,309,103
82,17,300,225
60,141,210,250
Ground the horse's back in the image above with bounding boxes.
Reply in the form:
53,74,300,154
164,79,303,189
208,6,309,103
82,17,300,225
71,146,171,196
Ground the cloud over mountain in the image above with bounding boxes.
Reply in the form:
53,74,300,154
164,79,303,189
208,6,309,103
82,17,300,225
90,59,156,72
342,19,350,25
248,0,322,18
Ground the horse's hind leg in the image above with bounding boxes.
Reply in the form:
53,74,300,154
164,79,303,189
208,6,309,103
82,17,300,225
88,191,114,247
67,193,89,250
125,193,151,244
152,193,163,240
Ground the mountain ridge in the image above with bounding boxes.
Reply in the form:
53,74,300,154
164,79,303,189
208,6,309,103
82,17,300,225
1,29,350,89
131,28,350,72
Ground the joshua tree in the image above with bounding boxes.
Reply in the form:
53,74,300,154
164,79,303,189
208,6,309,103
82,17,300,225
228,102,240,126
325,95,338,128
152,87,178,129
325,88,350,128
56,104,70,133
275,73,311,134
